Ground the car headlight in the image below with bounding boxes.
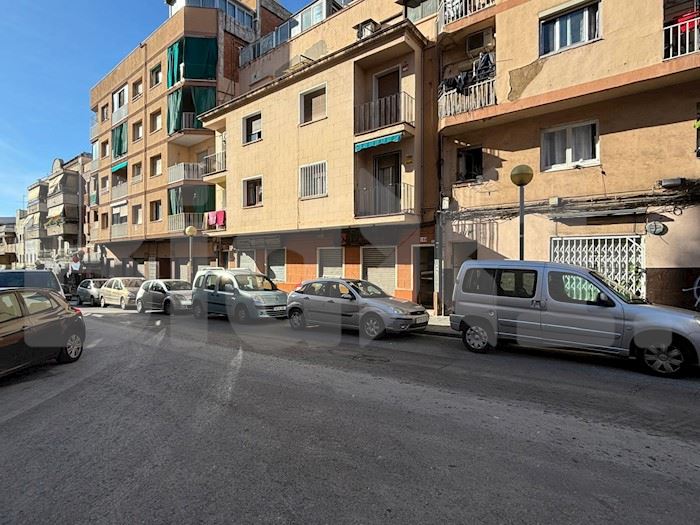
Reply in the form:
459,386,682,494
390,307,406,315
252,295,265,305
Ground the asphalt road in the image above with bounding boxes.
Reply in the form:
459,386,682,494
1,306,699,524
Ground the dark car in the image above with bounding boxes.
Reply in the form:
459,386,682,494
136,279,193,315
0,270,64,298
0,288,86,379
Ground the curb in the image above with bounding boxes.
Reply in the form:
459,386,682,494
422,328,460,338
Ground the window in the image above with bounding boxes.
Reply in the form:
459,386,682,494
326,282,352,299
19,291,54,315
542,121,599,170
133,79,143,99
548,271,603,304
318,247,342,278
133,121,143,141
150,155,162,177
457,147,483,182
218,274,235,292
112,205,128,225
243,178,263,207
540,2,600,56
132,205,143,225
100,104,109,122
132,162,143,182
302,282,326,296
149,200,162,221
462,268,497,295
407,0,438,22
100,176,109,192
150,110,162,132
100,140,109,158
101,213,109,229
150,64,162,87
205,274,217,291
0,293,22,323
300,86,326,124
267,249,286,282
113,85,127,112
497,269,537,298
299,161,327,199
243,113,262,143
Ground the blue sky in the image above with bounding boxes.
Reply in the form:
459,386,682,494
0,0,306,217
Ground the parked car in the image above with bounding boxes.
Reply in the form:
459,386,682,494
0,270,64,298
192,269,288,322
0,288,85,379
76,279,107,306
99,277,145,310
287,278,429,339
136,279,193,315
450,260,700,377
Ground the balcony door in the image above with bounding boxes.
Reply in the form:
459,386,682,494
375,68,400,100
372,152,401,215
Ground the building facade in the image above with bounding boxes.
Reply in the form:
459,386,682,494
0,217,17,269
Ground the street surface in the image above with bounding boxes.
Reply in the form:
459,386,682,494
1,306,699,524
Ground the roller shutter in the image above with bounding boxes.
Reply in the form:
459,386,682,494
362,246,396,294
318,247,342,278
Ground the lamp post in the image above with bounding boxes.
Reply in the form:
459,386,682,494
510,165,534,261
184,225,197,282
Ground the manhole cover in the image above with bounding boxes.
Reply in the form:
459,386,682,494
352,354,390,363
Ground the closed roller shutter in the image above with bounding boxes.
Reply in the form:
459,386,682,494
318,247,342,278
362,246,396,294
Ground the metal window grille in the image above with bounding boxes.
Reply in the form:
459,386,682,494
550,235,646,299
299,161,327,199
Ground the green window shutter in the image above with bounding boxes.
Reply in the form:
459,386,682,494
192,87,216,129
167,40,183,88
167,89,183,134
183,37,217,80
111,123,128,158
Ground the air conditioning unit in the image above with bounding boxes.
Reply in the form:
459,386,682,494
354,19,380,40
466,28,495,57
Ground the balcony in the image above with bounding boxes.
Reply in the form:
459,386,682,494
112,103,129,125
111,183,128,200
168,213,205,232
90,118,100,139
27,200,47,214
89,192,98,206
354,92,415,135
182,112,196,129
203,210,226,231
355,182,414,217
47,192,79,208
664,15,700,59
0,243,17,255
438,0,496,32
202,152,226,176
25,225,47,240
88,158,99,173
47,222,79,237
111,223,129,239
168,163,203,184
438,78,496,119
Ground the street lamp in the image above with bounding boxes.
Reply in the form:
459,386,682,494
510,165,534,261
184,225,197,282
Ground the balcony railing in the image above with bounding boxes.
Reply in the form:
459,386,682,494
168,212,206,232
202,152,226,176
168,163,203,184
111,223,129,239
90,119,100,139
111,183,128,200
664,16,700,59
182,112,196,129
354,92,415,135
204,210,227,231
27,200,47,214
100,186,109,195
438,78,496,118
89,193,98,206
112,103,129,125
355,182,414,217
88,158,99,172
438,0,496,32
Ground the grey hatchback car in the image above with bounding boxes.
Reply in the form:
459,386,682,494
76,279,107,306
287,278,429,339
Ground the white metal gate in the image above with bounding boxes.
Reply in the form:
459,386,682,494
550,235,646,299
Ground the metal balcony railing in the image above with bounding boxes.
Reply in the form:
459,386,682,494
182,112,196,129
355,182,414,217
111,183,128,200
354,92,415,135
438,78,496,118
111,223,129,239
664,16,700,59
202,152,226,175
112,103,129,125
168,212,206,232
168,163,203,184
438,0,496,32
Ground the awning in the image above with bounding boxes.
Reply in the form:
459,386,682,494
354,132,403,153
111,199,127,208
111,161,128,173
24,213,37,228
27,186,41,202
48,174,65,195
47,204,65,218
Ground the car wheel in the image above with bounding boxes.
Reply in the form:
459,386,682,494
462,321,494,353
136,299,145,314
100,296,106,308
163,300,172,316
234,305,249,324
637,334,691,378
57,333,83,364
120,298,126,310
289,308,306,330
193,301,206,320
360,314,385,340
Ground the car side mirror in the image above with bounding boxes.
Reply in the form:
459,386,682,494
597,292,614,307
341,293,355,301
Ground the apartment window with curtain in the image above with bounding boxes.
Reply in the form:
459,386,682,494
133,79,143,99
132,205,143,225
243,113,262,143
100,104,109,122
407,0,437,22
100,140,109,158
299,161,327,199
100,213,109,229
133,120,143,141
150,110,162,132
300,86,326,124
540,2,600,56
541,121,599,171
150,64,162,87
150,155,162,177
111,123,128,159
150,200,162,221
132,162,143,182
243,177,263,207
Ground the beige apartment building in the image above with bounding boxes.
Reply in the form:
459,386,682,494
86,0,289,278
436,0,700,310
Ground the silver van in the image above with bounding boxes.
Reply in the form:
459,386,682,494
450,260,700,377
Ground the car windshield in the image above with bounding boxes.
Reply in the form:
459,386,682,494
589,271,647,304
0,272,60,291
92,281,106,288
122,279,144,288
164,281,191,291
347,280,389,298
234,274,276,291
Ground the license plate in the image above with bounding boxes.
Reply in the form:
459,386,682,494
273,306,286,311
181,301,192,306
415,314,428,324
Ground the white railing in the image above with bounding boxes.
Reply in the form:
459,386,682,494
354,92,415,135
356,182,414,217
168,212,206,232
202,152,226,175
182,112,196,129
90,119,99,139
438,0,496,32
111,183,128,200
664,16,700,59
438,78,496,118
168,163,203,184
112,103,129,125
111,223,129,239
88,158,99,172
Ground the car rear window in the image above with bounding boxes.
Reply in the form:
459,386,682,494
0,272,60,291
0,293,22,323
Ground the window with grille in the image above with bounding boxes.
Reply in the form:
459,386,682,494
299,161,327,199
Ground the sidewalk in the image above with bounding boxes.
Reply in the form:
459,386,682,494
424,315,459,338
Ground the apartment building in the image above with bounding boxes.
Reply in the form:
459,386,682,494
198,0,441,305
86,0,290,279
0,217,16,269
436,0,700,310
